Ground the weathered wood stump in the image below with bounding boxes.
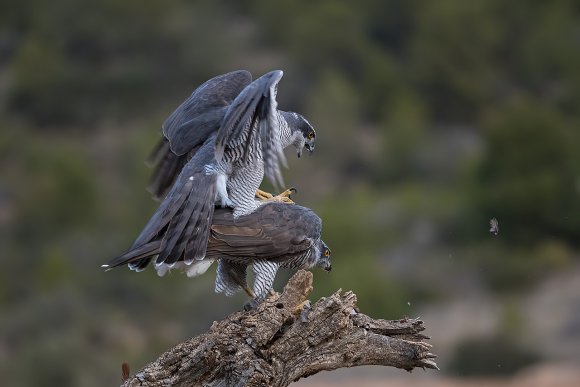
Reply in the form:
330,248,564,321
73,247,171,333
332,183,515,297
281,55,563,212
122,270,437,386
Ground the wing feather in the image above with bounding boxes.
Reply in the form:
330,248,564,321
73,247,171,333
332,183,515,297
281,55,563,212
104,140,217,270
206,202,321,260
163,70,252,155
158,187,198,265
147,139,197,201
214,70,286,188
147,70,252,199
104,240,161,269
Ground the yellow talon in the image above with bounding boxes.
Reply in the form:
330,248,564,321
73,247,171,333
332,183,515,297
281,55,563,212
255,189,274,200
255,188,296,204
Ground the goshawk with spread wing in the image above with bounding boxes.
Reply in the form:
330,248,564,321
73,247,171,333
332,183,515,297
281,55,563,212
148,70,316,201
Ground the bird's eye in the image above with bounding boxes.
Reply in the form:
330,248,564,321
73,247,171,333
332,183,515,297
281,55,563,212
307,131,315,140
324,249,330,257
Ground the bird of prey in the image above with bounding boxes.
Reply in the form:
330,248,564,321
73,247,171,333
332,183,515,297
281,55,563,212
148,70,316,201
124,70,317,271
104,202,331,307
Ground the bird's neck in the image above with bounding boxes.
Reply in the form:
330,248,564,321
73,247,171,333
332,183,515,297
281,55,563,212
277,113,295,149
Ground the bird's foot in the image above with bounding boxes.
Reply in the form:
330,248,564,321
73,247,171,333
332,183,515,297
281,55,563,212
243,298,261,311
255,189,273,201
255,188,296,204
243,289,275,311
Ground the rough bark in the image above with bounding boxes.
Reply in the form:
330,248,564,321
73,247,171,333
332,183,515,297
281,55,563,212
121,270,437,387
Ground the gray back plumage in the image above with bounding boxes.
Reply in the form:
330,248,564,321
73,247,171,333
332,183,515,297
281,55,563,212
207,202,322,260
105,202,323,270
105,201,329,305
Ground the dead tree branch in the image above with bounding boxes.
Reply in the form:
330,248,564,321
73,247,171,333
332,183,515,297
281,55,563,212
121,270,437,386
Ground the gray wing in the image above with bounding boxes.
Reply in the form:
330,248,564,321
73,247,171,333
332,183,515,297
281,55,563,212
147,139,193,201
164,70,252,155
206,202,321,260
214,70,287,188
104,138,218,270
148,70,252,200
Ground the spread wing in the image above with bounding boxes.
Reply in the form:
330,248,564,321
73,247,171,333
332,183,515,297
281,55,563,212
104,139,217,270
206,202,321,261
214,70,287,188
148,70,252,200
164,70,252,155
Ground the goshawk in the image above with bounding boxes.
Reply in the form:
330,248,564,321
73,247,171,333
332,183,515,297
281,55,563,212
148,70,316,200
104,202,331,306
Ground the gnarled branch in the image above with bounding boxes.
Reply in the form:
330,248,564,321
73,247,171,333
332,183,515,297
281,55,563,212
121,270,437,386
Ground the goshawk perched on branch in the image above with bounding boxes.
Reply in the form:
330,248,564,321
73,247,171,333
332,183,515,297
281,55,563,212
104,202,331,306
124,70,316,271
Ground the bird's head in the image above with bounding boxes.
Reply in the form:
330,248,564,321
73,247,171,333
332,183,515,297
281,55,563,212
281,111,316,158
317,240,332,272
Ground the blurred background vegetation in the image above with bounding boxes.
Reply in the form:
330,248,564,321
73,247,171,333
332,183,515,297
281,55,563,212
1,0,579,385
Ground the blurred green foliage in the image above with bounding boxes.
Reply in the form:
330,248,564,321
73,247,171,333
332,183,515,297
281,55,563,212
475,100,580,242
1,0,579,384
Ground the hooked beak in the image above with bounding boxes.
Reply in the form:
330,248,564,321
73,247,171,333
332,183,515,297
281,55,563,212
324,264,332,272
305,143,315,154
